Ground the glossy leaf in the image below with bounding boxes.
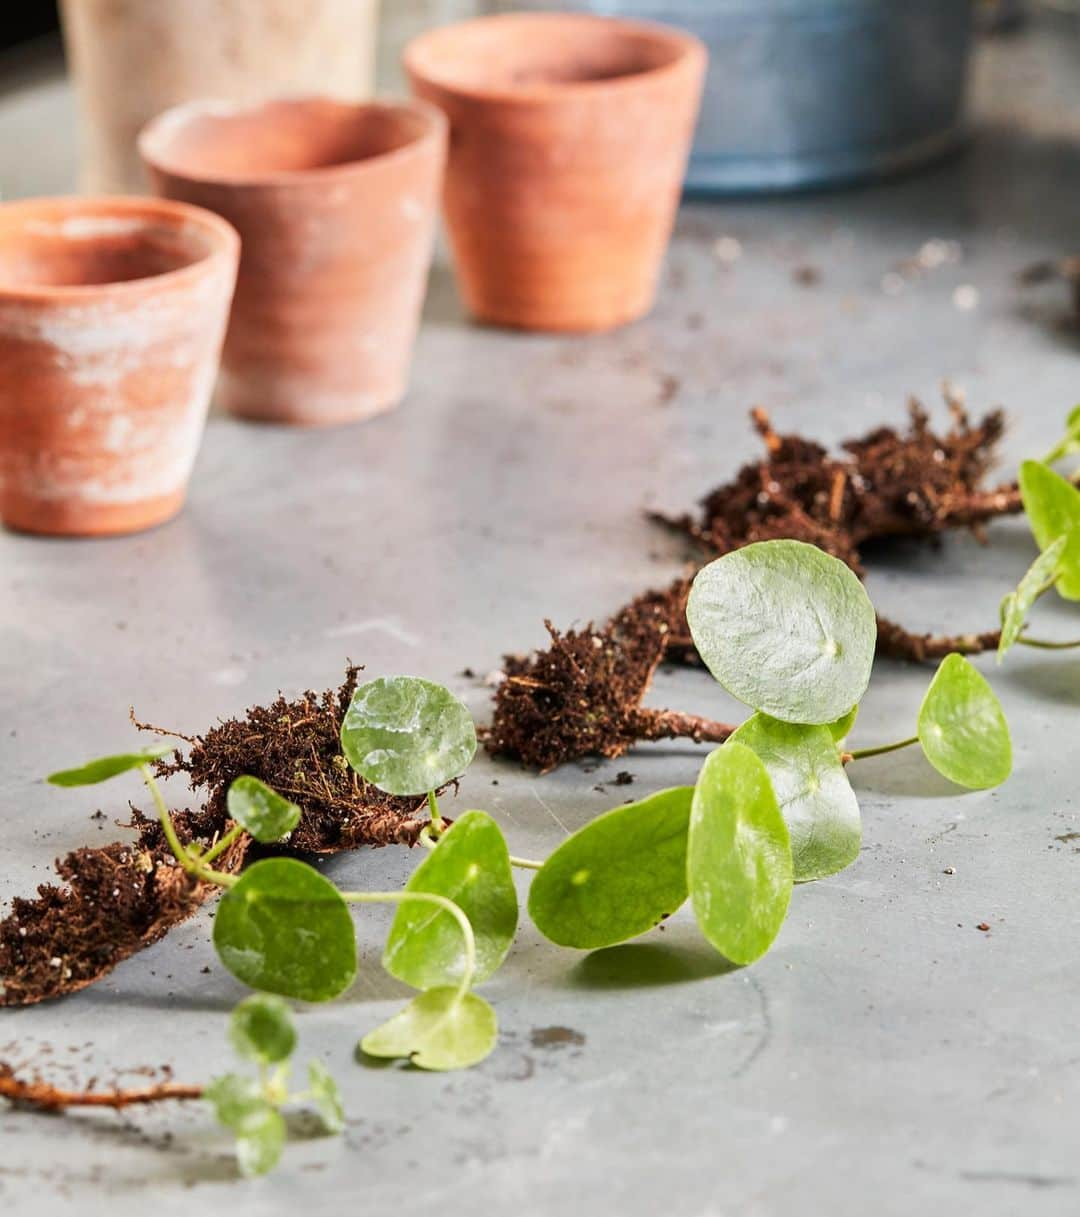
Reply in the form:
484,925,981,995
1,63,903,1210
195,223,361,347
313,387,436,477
235,1104,287,1178
528,787,694,949
998,535,1066,661
204,1073,264,1129
687,540,877,725
917,655,1012,790
1019,460,1080,600
688,743,793,965
213,858,357,1002
307,1059,345,1134
340,676,477,796
730,714,860,882
227,776,301,844
227,994,296,1065
384,811,517,989
47,745,173,787
361,988,497,1071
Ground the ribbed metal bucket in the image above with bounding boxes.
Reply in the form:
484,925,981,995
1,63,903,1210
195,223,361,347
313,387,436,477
495,0,975,194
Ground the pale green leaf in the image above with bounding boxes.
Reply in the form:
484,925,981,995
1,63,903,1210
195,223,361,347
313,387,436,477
226,776,301,844
47,746,173,787
361,988,497,1071
227,994,296,1065
1019,460,1080,600
997,535,1066,660
917,654,1012,789
307,1059,345,1134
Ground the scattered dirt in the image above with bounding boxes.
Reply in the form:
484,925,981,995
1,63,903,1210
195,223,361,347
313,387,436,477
0,667,428,1007
976,922,991,932
529,1026,586,1050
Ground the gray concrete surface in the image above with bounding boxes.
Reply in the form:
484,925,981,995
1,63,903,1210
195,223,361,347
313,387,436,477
2,18,1080,1217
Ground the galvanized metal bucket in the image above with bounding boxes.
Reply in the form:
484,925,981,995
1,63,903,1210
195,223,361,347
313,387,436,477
495,0,974,194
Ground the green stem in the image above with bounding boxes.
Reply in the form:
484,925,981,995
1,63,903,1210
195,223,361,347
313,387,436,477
1017,635,1080,650
418,828,543,872
341,890,476,1001
847,735,919,762
198,823,244,866
140,765,237,889
426,791,444,836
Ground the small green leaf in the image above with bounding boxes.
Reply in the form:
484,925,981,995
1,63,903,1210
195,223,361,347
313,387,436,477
226,776,301,844
1019,460,1080,600
213,858,357,1002
827,706,858,744
998,535,1067,661
1042,403,1080,464
527,787,693,949
234,1104,287,1178
687,540,877,724
917,655,1012,790
730,714,860,882
688,743,793,965
47,746,173,787
340,676,477,796
361,988,497,1071
204,1072,264,1129
384,811,517,990
228,994,296,1065
307,1059,345,1134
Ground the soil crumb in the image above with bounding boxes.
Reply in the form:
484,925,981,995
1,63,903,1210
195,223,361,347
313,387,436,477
530,1026,586,1050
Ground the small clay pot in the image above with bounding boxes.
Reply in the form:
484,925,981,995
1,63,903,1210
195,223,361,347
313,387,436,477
140,97,447,427
0,197,239,537
404,12,706,332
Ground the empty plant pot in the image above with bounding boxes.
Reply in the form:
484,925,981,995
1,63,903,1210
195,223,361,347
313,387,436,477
140,97,447,427
404,12,706,332
0,197,239,537
60,0,379,194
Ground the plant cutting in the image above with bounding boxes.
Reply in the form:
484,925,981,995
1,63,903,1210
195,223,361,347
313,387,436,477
404,11,706,332
140,96,447,426
0,195,238,536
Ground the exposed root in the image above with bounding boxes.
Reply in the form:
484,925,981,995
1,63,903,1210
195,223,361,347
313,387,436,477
875,617,1002,662
0,1064,202,1111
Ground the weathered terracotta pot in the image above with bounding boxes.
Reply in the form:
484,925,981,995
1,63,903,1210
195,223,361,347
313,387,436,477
140,97,447,427
60,0,379,195
404,11,706,332
0,197,239,536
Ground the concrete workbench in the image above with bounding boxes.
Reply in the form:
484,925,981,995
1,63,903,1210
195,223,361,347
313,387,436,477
2,17,1080,1216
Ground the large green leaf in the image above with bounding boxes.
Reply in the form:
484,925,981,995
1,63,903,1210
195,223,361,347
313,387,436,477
688,743,792,965
340,676,477,795
361,988,497,1071
47,745,173,787
213,858,357,1002
687,540,877,725
730,714,860,882
1019,460,1080,600
917,655,1012,790
998,536,1066,661
226,776,301,844
527,787,694,950
384,810,517,989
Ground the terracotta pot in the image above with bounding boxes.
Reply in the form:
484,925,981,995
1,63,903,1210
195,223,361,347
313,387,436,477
404,11,706,332
140,97,447,427
0,197,239,537
60,0,379,195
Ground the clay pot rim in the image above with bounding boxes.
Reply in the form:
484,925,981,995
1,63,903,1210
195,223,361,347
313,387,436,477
403,11,706,107
137,95,448,191
0,195,239,304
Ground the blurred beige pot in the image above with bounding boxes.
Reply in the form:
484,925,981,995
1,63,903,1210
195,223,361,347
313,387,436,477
61,0,379,194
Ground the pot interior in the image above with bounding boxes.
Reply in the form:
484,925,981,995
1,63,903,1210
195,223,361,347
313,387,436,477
0,207,217,290
143,98,433,183
407,13,689,96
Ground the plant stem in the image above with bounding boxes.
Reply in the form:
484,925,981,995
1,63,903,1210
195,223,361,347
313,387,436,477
0,1069,203,1110
630,708,735,745
198,823,244,866
1017,635,1080,650
847,736,919,762
426,791,444,836
507,855,544,871
341,890,476,1001
139,766,237,889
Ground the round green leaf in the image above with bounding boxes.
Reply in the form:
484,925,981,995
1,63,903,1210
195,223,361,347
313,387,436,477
827,706,858,744
214,858,357,1002
228,994,296,1065
204,1073,264,1130
1019,460,1080,600
998,535,1066,660
340,676,477,796
226,776,301,844
687,540,877,724
234,1104,286,1178
384,810,517,990
307,1059,345,1134
917,655,1012,790
47,745,173,787
527,787,694,950
730,714,860,882
360,988,497,1071
688,743,793,965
